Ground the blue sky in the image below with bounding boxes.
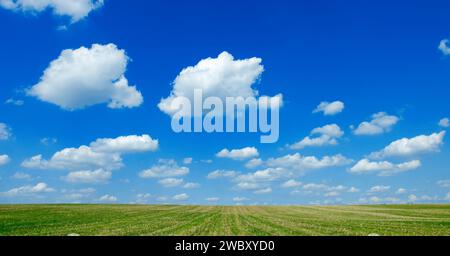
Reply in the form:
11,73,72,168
0,0,449,205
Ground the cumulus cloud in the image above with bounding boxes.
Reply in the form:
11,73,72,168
90,135,158,153
289,124,344,149
0,0,104,23
216,147,259,160
352,112,399,135
139,159,189,178
349,159,421,176
173,193,189,201
368,185,390,193
1,183,55,197
64,169,111,184
207,170,239,179
27,44,143,110
158,178,184,188
265,153,352,172
281,179,302,188
439,118,449,128
439,39,450,55
98,194,117,203
0,123,11,140
183,182,200,189
245,158,263,169
22,134,157,171
206,197,220,202
369,132,445,159
12,172,32,180
254,187,272,194
313,101,344,116
0,154,10,166
158,51,282,116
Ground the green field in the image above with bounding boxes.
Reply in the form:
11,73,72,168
0,204,449,236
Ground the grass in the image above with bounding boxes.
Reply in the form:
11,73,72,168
0,204,449,236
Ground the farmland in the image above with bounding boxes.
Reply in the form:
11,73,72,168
0,204,449,236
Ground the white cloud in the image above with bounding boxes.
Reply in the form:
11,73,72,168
234,168,285,185
289,124,344,149
245,158,263,169
408,194,418,203
207,170,239,179
0,123,11,140
353,112,399,135
266,153,352,172
139,159,189,178
90,135,158,153
183,157,193,164
233,197,248,202
348,187,360,193
369,132,445,159
325,191,340,197
437,180,450,188
235,182,261,190
159,178,184,188
5,98,24,106
98,194,117,203
173,193,189,201
183,182,200,189
216,147,259,160
158,51,282,116
27,44,143,110
439,39,450,55
0,0,104,23
396,188,407,194
281,179,302,188
254,187,272,194
1,183,55,197
12,172,31,180
40,137,57,146
349,159,421,176
64,169,111,184
206,197,220,202
0,154,10,166
368,185,391,193
439,118,449,128
313,101,344,116
23,134,156,171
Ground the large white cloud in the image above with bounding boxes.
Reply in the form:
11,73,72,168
349,159,421,176
0,0,104,22
0,154,10,166
369,132,445,159
0,123,11,140
158,51,282,116
27,44,143,110
22,134,157,171
0,183,55,197
313,101,344,116
216,147,259,160
353,112,399,135
289,124,344,149
64,169,111,184
139,159,189,178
